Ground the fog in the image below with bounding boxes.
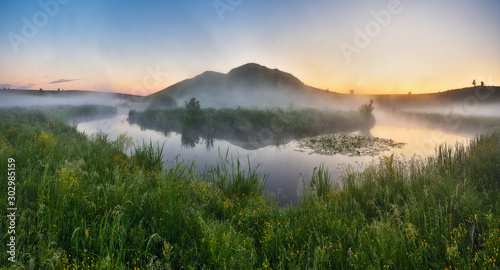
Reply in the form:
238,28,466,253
0,91,150,117
384,103,500,117
2,85,499,139
169,85,372,112
373,99,500,137
0,92,122,108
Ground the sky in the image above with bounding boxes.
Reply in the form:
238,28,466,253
0,0,499,95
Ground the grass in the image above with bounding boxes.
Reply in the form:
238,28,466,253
1,107,499,269
207,149,268,198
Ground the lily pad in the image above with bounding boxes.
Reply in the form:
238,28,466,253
297,133,406,156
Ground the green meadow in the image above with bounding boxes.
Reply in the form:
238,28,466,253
0,107,499,269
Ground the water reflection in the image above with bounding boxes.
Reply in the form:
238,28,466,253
130,117,357,150
77,114,468,205
180,129,215,150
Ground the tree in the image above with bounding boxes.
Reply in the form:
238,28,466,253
39,88,43,92
185,97,201,115
350,89,354,95
57,88,61,92
359,99,374,117
359,99,375,134
184,97,202,128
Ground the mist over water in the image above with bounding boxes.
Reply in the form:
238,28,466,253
0,92,124,108
2,84,498,203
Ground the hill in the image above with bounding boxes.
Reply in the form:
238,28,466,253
372,86,500,106
148,63,500,111
148,63,359,109
370,86,500,115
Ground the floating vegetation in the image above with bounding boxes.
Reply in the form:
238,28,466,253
297,133,406,156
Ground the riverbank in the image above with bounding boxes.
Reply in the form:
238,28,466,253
0,108,499,269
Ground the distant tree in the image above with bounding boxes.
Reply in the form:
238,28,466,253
39,88,43,92
408,91,411,95
350,89,354,95
184,97,202,128
185,97,201,114
57,88,61,92
472,80,476,87
2,87,5,90
359,99,374,117
481,81,484,86
359,99,375,134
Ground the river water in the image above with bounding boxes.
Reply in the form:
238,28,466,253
76,113,468,204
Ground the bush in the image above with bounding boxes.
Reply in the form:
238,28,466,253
359,99,375,133
359,99,374,117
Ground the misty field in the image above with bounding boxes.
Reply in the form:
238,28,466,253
1,108,499,269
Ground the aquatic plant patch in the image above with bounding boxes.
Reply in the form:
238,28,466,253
297,133,406,156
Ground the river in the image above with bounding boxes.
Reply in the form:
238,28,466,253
76,113,468,204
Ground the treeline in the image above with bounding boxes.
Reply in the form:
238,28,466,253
129,98,374,144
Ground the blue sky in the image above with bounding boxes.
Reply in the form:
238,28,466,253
1,0,499,95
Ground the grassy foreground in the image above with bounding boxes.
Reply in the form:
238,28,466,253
1,108,499,269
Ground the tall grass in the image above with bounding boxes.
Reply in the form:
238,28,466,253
132,140,165,172
207,149,268,198
310,164,333,198
1,108,499,269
